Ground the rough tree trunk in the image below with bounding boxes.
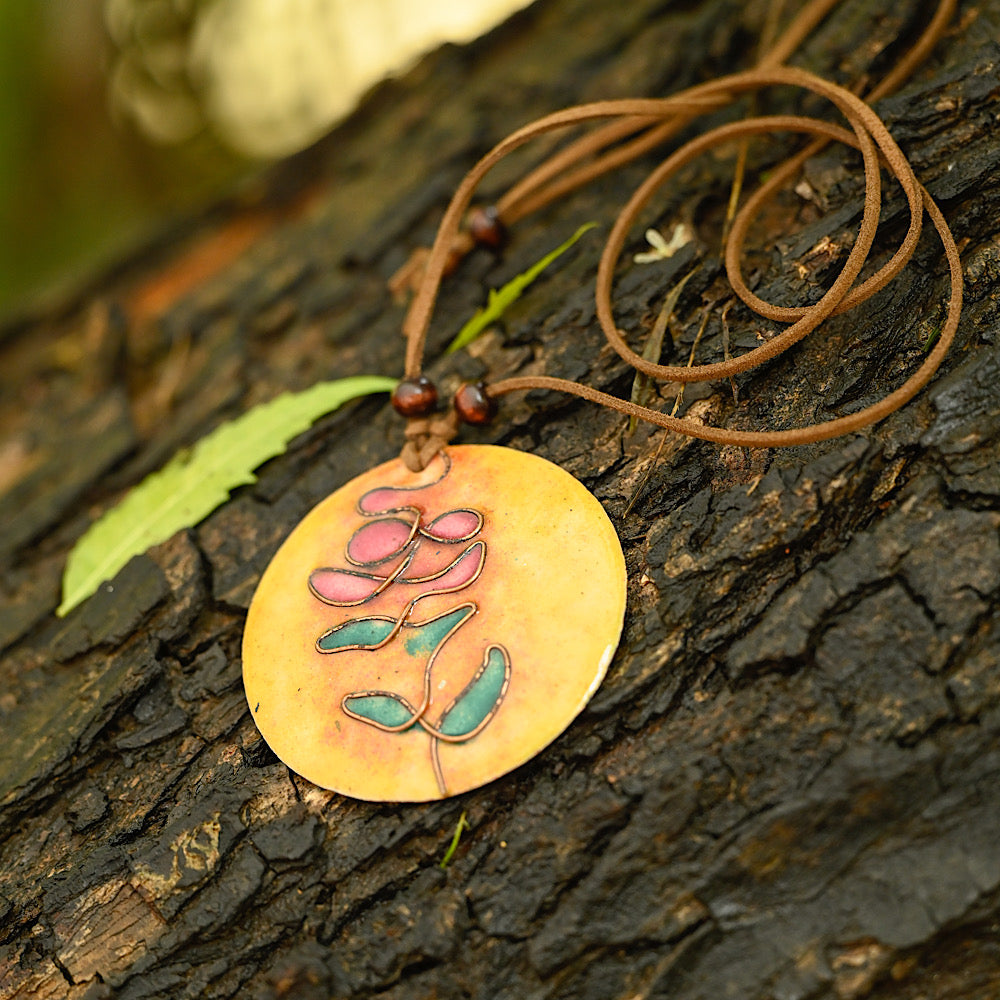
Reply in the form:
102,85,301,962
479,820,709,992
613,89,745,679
2,1,999,997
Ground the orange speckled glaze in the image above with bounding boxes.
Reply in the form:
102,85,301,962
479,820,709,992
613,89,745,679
242,444,626,801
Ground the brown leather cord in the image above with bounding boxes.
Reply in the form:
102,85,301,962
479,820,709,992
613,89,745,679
492,0,844,226
391,0,953,287
591,68,924,379
396,1,960,465
723,0,959,320
506,0,956,231
388,0,847,300
492,183,961,448
525,0,957,302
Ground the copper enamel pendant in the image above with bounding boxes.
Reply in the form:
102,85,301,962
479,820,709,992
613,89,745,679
242,444,626,800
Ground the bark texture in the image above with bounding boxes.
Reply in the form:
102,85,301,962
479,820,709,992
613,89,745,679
2,1,1000,997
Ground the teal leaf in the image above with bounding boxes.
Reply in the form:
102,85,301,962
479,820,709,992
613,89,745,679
343,692,417,729
438,645,510,739
401,605,474,658
446,223,597,353
317,616,397,652
58,375,397,617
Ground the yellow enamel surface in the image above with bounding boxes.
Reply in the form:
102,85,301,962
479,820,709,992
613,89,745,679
242,444,626,801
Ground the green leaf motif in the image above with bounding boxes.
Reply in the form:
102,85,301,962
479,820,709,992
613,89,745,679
58,375,398,617
438,645,509,739
317,616,397,652
446,223,597,353
344,693,417,729
402,605,474,658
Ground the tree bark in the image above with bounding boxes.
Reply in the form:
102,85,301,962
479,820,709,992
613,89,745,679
2,1,1000,998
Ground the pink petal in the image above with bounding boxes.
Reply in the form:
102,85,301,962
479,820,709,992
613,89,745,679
423,509,482,542
309,568,383,605
398,541,447,580
418,541,485,595
358,487,416,515
346,518,414,565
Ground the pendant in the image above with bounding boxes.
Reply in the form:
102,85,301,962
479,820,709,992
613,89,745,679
242,444,626,801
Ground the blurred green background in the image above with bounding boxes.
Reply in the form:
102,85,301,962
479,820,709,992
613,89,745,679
0,0,526,322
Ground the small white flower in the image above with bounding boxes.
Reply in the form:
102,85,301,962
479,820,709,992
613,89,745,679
633,224,691,264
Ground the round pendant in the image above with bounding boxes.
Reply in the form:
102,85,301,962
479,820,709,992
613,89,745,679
242,444,626,801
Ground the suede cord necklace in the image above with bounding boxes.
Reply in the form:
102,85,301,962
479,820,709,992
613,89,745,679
242,0,962,801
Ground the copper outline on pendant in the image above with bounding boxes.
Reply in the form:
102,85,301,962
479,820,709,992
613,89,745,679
242,444,628,800
307,455,509,795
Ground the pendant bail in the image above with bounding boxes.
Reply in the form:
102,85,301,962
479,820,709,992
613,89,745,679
400,408,461,472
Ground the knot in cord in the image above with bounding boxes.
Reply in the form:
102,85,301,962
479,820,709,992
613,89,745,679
401,409,461,472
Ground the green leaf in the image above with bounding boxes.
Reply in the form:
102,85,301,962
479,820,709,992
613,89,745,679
401,605,474,658
317,616,398,652
438,645,510,739
446,223,597,353
438,810,470,869
343,692,418,730
58,375,397,617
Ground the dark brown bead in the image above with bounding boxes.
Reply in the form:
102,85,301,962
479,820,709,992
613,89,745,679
454,381,497,426
391,375,438,418
467,206,507,250
442,247,464,278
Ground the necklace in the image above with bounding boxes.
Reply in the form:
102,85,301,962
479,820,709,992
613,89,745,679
242,1,961,801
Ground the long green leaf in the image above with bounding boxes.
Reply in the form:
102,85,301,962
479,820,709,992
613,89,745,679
446,223,597,353
438,811,469,869
437,645,509,740
58,375,397,617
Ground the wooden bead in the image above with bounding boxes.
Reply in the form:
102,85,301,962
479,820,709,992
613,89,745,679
454,381,497,425
468,206,507,250
442,247,464,278
391,375,438,418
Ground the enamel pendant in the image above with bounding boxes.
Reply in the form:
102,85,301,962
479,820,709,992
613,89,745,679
243,444,626,801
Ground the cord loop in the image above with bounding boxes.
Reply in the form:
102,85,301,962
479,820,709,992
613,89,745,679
394,0,960,466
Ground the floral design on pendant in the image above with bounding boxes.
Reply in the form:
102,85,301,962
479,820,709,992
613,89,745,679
243,445,627,801
306,469,511,796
